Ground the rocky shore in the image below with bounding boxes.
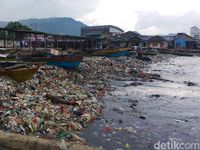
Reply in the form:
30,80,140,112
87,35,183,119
0,54,171,148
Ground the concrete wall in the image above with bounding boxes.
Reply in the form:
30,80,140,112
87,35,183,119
0,131,102,150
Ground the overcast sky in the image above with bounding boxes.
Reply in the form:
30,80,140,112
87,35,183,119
1,0,200,35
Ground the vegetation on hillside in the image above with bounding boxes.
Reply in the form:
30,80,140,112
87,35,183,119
5,21,32,31
0,22,32,40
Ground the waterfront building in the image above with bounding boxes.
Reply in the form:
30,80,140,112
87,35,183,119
174,33,197,49
190,26,200,39
81,25,124,39
146,36,168,49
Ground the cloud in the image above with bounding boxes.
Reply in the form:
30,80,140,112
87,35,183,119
0,0,99,21
134,11,200,35
1,0,200,35
81,0,200,33
82,0,138,31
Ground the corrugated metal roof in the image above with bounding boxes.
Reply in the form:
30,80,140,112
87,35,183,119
84,31,103,36
175,33,196,41
162,36,176,41
140,36,152,41
81,25,124,33
120,31,140,38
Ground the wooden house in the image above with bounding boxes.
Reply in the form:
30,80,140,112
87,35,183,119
146,36,168,49
174,33,197,49
119,31,144,47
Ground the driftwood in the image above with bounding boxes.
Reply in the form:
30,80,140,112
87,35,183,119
46,94,69,104
46,94,79,105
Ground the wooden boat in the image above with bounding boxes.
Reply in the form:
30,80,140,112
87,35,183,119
0,64,40,83
19,53,83,69
0,53,17,61
94,48,129,57
46,55,83,68
0,61,18,68
18,52,49,62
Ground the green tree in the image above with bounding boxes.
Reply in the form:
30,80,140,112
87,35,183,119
4,22,32,40
5,21,32,31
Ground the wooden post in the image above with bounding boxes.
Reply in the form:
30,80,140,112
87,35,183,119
30,34,32,51
44,34,47,52
34,33,37,52
61,36,64,55
78,39,80,50
80,39,82,50
12,32,15,50
20,32,23,51
86,39,88,49
3,30,6,48
73,38,76,50
56,36,58,49
92,40,94,48
66,37,68,50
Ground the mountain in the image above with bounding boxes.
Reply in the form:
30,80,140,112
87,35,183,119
0,17,87,36
20,17,87,36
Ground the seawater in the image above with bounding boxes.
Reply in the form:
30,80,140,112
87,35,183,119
79,56,200,150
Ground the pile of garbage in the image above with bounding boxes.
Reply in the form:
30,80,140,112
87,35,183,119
0,55,166,142
66,56,150,84
0,66,102,142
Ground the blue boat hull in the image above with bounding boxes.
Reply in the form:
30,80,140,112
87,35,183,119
47,61,81,68
106,50,129,57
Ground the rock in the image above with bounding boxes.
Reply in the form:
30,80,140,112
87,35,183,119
139,116,146,119
118,119,123,124
184,81,197,86
185,119,189,122
150,94,161,98
128,99,138,108
129,82,143,86
124,82,143,87
149,73,161,78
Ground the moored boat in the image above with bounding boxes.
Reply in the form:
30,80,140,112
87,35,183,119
46,55,83,68
19,53,83,69
94,48,129,57
0,64,41,83
0,61,18,68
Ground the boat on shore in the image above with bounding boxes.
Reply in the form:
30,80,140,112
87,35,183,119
0,64,41,83
46,55,83,68
19,53,83,69
94,48,129,57
0,61,19,68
